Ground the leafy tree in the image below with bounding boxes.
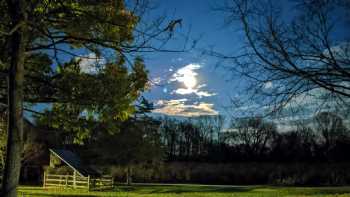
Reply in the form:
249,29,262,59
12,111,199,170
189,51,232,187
0,1,185,195
34,57,148,143
87,116,163,185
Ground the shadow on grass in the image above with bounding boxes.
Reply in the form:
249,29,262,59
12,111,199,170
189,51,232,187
117,184,350,196
117,184,257,194
19,194,96,197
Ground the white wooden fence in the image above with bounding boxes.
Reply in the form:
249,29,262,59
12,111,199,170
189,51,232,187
43,172,114,191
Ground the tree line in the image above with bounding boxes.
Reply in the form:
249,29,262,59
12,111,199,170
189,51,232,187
2,108,349,185
158,112,350,163
103,111,350,185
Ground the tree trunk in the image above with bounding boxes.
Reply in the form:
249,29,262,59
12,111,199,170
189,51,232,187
2,0,27,196
126,166,132,186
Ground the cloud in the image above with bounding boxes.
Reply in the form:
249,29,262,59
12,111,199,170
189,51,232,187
153,99,218,117
77,53,105,74
169,63,216,98
323,42,350,59
149,77,163,87
285,87,350,110
276,123,298,132
172,88,216,97
264,81,273,89
153,77,162,84
171,57,184,62
154,98,188,106
170,63,201,83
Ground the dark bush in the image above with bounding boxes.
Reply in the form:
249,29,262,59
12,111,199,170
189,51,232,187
109,162,350,186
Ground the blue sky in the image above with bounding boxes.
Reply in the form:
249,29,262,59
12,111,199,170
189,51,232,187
133,0,350,129
140,0,247,117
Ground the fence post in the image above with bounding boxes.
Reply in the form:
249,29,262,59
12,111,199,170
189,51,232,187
43,171,46,188
88,175,90,191
65,175,68,188
73,171,77,189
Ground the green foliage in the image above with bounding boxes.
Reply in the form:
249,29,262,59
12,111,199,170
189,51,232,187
87,116,163,165
35,57,148,143
29,0,137,50
0,0,150,141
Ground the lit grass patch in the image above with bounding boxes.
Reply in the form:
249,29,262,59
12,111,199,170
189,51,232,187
17,184,350,197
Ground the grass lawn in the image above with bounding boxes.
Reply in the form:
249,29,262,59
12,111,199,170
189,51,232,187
18,184,350,197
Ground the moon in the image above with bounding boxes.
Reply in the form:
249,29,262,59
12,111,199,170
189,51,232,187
183,74,197,89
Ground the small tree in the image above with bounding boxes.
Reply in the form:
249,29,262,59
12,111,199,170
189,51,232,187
230,116,277,159
314,112,348,158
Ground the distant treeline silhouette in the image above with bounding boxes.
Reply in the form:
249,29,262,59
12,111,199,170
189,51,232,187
108,112,349,185
158,112,350,163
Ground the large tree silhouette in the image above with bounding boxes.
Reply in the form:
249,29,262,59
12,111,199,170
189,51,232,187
213,0,350,112
0,1,188,196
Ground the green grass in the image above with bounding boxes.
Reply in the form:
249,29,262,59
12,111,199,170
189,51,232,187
17,184,350,197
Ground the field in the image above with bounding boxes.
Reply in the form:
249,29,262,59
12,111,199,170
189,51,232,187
17,184,350,197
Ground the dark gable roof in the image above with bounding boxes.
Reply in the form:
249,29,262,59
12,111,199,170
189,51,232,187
49,149,99,177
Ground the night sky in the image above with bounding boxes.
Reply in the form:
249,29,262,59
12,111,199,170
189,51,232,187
135,0,349,129
141,0,246,118
30,0,349,130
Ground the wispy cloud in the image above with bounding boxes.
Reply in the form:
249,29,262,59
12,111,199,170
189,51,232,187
171,57,184,63
172,88,216,97
149,76,163,87
153,99,218,117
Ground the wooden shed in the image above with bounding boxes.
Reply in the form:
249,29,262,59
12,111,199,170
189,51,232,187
43,149,113,190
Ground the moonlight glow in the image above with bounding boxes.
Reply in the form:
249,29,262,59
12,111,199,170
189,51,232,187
169,63,216,97
170,63,200,89
183,75,197,89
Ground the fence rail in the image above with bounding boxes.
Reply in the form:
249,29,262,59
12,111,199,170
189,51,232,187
43,172,113,191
